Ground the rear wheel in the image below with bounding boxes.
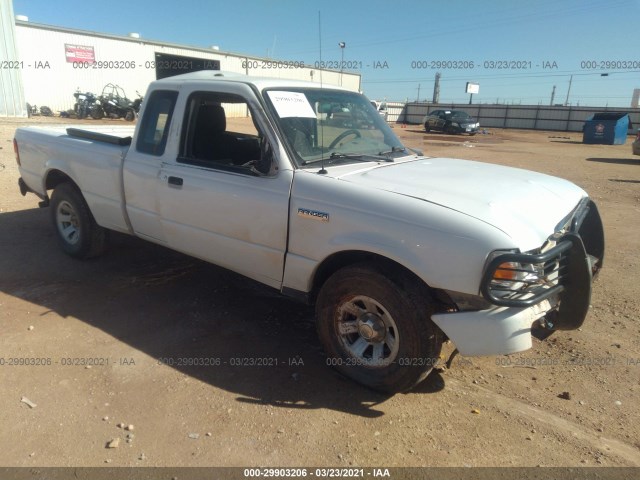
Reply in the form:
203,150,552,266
316,263,443,393
50,183,108,259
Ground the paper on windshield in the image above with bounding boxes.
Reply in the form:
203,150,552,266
267,91,316,118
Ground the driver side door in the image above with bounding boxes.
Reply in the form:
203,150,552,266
156,85,293,289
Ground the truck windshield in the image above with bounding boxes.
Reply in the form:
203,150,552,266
264,88,406,167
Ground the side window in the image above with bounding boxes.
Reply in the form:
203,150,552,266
179,92,269,174
136,90,178,156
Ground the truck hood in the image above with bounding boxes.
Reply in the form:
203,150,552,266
334,157,586,250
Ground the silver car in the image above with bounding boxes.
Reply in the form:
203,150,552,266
633,129,640,156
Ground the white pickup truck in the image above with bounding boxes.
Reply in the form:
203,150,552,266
14,71,604,392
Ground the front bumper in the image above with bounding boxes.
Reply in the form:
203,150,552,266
432,300,554,356
455,124,479,134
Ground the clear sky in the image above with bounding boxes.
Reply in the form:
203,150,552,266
12,0,640,107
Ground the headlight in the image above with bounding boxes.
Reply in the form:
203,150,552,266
494,261,521,281
483,251,531,295
492,261,531,291
483,249,559,300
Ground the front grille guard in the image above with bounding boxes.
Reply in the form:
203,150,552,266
480,198,604,330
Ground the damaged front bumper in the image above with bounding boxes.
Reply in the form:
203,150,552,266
432,198,604,357
432,299,556,356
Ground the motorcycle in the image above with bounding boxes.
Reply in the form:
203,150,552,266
73,90,100,119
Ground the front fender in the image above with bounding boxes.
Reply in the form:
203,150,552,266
284,170,513,295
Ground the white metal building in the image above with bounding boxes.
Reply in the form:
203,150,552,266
3,17,361,116
0,0,26,116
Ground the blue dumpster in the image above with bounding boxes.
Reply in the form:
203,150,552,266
583,112,632,145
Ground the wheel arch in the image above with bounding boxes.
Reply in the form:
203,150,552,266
310,250,453,309
314,252,449,392
44,168,80,193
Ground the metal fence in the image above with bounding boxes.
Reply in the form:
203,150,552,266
393,103,640,133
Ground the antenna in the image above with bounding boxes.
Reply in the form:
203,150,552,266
318,11,323,88
317,11,327,174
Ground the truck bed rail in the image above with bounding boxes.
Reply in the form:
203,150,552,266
66,128,132,146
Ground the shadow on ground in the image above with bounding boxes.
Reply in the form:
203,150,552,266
586,157,639,166
0,207,445,419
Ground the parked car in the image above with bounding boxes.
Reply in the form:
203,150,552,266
633,129,640,156
14,72,604,393
423,109,479,135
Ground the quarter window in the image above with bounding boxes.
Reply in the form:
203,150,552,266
136,90,178,156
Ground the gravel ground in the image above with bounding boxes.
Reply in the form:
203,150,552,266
1,116,639,470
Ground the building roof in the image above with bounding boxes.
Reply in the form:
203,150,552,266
16,19,248,58
14,20,354,77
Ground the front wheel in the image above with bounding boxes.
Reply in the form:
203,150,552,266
316,263,443,393
50,183,108,259
90,105,104,120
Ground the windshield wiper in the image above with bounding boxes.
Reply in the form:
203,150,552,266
330,152,393,162
301,152,391,166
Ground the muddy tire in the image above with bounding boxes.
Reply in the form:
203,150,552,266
316,263,443,393
50,183,108,259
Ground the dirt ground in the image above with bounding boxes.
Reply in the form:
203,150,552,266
1,116,639,470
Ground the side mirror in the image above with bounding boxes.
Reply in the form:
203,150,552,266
255,136,273,175
317,102,333,114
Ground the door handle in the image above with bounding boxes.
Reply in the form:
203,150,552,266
167,176,183,187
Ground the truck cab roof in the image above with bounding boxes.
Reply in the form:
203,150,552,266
153,70,353,92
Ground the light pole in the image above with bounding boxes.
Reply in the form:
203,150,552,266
338,42,345,86
564,75,573,106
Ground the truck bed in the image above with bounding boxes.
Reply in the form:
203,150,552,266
15,125,134,233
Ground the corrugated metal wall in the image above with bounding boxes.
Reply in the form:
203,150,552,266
0,0,26,117
399,103,640,133
14,22,361,115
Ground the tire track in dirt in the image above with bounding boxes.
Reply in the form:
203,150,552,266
448,378,640,466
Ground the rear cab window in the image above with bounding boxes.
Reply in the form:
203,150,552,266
136,90,179,156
